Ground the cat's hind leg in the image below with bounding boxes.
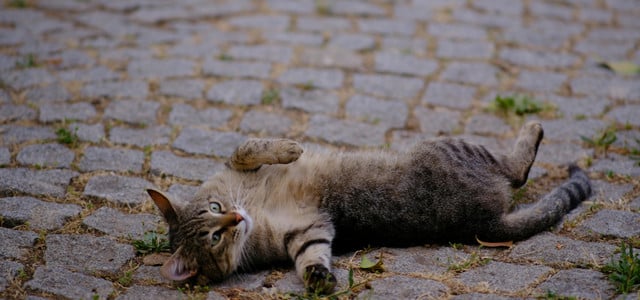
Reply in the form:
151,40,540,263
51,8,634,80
227,138,303,171
502,121,544,188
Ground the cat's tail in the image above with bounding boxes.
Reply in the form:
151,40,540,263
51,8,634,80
485,164,591,241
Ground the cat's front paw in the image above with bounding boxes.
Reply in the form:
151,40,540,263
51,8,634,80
276,140,303,164
303,264,337,295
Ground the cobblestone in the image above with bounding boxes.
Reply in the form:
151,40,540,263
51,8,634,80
227,45,292,63
83,207,161,240
353,73,423,99
203,60,271,79
104,99,159,125
173,127,246,157
457,262,552,293
239,110,293,136
509,233,616,265
441,62,499,86
117,285,185,300
151,150,221,181
38,102,96,122
363,276,449,299
17,143,75,169
0,260,22,293
158,78,205,99
24,84,71,103
83,175,155,205
206,80,263,106
78,147,144,173
0,104,36,122
306,115,386,147
422,82,475,110
535,269,615,300
25,266,114,300
579,209,640,238
299,48,363,69
436,39,494,60
280,88,340,114
109,126,172,147
0,125,56,145
72,123,105,143
278,68,344,89
375,52,438,77
0,196,81,230
0,227,38,259
82,80,149,100
168,104,232,129
345,95,408,128
0,168,78,198
415,107,462,135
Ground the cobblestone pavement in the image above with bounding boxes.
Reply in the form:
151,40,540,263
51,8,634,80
1,0,640,299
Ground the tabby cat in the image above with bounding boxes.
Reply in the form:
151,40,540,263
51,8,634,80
147,121,591,293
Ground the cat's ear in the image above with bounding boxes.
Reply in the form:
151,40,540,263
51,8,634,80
160,247,197,281
147,189,178,224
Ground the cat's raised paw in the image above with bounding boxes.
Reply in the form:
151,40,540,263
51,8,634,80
276,140,303,164
303,264,337,295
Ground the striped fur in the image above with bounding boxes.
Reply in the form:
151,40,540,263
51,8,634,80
147,121,591,294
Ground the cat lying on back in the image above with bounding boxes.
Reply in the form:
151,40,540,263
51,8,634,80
147,121,591,293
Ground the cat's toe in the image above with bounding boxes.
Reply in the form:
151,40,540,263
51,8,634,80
278,141,303,164
304,264,337,294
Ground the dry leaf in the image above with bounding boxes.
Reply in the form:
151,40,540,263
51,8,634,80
598,61,640,76
360,254,385,273
475,236,513,248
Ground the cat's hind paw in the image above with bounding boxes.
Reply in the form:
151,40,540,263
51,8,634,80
275,140,303,164
303,264,337,295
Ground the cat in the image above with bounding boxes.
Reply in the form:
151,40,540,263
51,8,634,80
146,121,591,294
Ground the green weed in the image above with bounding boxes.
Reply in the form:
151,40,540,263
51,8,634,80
132,231,170,255
261,89,280,105
538,290,577,300
490,94,545,116
287,267,370,300
15,53,38,68
56,127,79,147
581,129,617,156
602,242,640,294
299,81,315,91
218,53,233,61
7,0,28,8
447,252,490,272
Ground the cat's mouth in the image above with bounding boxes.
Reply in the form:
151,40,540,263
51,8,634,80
236,209,252,236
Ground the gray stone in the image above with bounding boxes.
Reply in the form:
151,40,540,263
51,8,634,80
441,62,499,86
278,68,344,89
456,262,552,293
0,227,38,259
83,175,155,205
575,40,632,60
530,1,574,20
385,246,470,275
41,50,94,69
173,127,246,157
128,58,195,79
606,105,640,127
0,168,78,198
228,15,290,31
328,33,375,51
132,265,170,284
0,147,9,165
24,84,71,103
391,131,436,152
0,68,54,90
516,71,567,92
239,110,293,136
17,143,74,168
58,66,120,83
452,293,518,300
82,80,149,99
509,233,616,266
540,119,606,142
589,154,640,177
280,87,340,114
0,196,81,230
330,1,385,16
535,269,614,299
591,180,635,203
362,275,449,299
167,184,199,201
266,0,314,13
203,60,271,79
0,104,36,122
83,207,161,240
471,0,523,15
263,31,324,46
39,103,96,122
168,104,232,129
381,37,428,56
299,47,363,69
166,40,220,58
25,266,113,300
580,209,640,238
227,45,292,63
117,285,185,300
151,150,222,181
0,125,56,145
271,270,304,293
501,26,571,50
374,52,438,77
428,23,487,39
631,196,640,211
158,79,205,99
78,147,144,172
0,260,23,293
353,73,423,99
536,142,593,165
422,82,475,110
415,107,462,135
297,17,351,32
345,95,408,128
104,99,159,125
72,123,104,143
110,126,171,147
436,39,494,60
464,114,512,136
306,115,387,147
549,95,608,118
206,80,263,106
213,270,269,290
358,19,416,36
500,48,579,69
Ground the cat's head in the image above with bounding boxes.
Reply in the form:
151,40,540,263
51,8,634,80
146,188,253,282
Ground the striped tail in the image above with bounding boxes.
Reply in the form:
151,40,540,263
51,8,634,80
488,165,591,241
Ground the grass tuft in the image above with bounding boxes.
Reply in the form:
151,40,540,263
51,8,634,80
56,127,79,148
132,231,170,255
490,94,545,116
602,242,640,294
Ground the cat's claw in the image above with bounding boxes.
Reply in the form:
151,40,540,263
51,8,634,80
303,264,337,295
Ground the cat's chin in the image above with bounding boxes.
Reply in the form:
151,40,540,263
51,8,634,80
236,209,253,236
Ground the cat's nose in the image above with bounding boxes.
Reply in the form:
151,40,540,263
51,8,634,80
232,212,244,224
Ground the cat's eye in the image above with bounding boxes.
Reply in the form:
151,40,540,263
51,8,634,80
211,232,221,246
209,202,222,213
